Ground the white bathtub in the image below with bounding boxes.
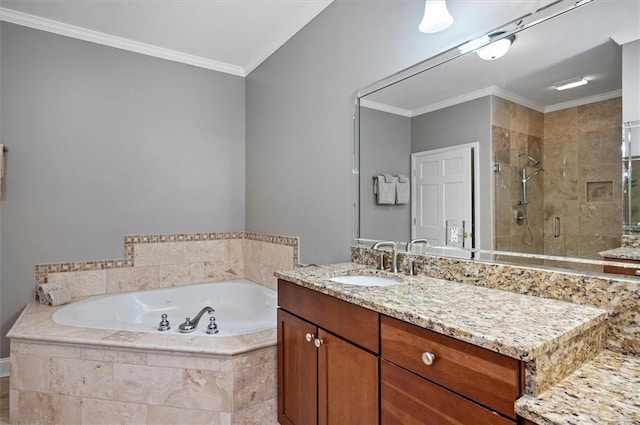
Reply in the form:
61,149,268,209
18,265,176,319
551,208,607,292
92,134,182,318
52,279,277,336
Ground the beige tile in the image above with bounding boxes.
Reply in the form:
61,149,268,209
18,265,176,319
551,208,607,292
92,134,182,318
509,102,529,134
49,358,113,398
232,361,276,412
544,107,578,139
231,347,276,372
577,97,622,133
47,270,107,298
225,239,244,265
183,369,233,412
159,263,206,287
8,390,17,425
107,266,159,293
16,391,81,425
147,353,222,371
183,240,225,263
81,398,147,425
113,364,183,406
148,406,230,425
231,399,277,425
134,242,185,266
243,261,277,289
10,354,49,392
492,96,510,128
492,125,510,153
81,347,147,364
528,108,544,138
11,341,80,359
261,244,294,269
205,262,243,282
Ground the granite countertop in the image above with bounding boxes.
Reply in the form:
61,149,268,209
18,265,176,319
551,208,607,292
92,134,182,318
516,350,640,424
275,263,607,362
599,247,640,261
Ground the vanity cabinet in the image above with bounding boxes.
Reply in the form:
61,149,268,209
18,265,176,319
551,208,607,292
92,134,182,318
381,315,521,424
603,256,640,276
277,279,379,425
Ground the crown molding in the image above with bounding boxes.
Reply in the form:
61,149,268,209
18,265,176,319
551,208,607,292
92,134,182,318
0,7,246,76
544,89,622,113
611,28,640,45
243,1,333,76
359,99,412,117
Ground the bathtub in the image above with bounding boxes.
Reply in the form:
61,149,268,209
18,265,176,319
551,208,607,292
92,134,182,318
52,278,277,336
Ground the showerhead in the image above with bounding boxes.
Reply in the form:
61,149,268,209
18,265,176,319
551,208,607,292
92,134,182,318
519,153,540,166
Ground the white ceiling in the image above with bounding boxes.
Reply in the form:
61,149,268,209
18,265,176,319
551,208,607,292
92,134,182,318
0,0,333,77
362,0,640,116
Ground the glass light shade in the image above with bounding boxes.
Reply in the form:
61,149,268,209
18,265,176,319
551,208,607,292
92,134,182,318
419,0,454,33
477,38,512,60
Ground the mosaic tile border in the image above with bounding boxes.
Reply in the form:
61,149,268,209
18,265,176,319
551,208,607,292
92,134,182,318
36,232,300,287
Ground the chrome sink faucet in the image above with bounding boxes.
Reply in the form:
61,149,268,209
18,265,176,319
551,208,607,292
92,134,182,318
179,306,214,333
407,238,430,252
372,241,398,275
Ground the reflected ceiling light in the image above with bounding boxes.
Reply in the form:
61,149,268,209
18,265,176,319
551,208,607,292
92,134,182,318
552,77,589,91
418,0,454,33
458,32,516,60
476,33,516,60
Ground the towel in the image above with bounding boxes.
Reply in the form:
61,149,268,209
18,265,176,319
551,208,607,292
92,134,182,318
0,144,5,199
36,281,71,306
375,174,396,204
396,175,410,204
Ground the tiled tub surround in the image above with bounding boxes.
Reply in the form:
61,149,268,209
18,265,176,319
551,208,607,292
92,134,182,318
275,263,608,398
8,231,297,424
352,246,640,423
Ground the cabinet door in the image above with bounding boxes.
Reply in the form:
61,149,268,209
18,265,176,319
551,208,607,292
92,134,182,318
278,309,318,425
318,329,379,425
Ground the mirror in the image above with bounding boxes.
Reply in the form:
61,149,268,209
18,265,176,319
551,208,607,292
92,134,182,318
356,0,640,271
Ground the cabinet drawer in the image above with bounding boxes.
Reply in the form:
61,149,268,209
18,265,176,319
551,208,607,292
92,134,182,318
381,315,520,419
278,279,379,353
381,360,515,425
603,257,640,276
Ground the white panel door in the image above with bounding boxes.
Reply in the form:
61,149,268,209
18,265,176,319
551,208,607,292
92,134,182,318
412,145,473,252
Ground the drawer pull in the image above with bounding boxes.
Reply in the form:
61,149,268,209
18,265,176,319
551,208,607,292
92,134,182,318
635,270,640,276
314,338,324,348
421,352,436,366
305,333,315,343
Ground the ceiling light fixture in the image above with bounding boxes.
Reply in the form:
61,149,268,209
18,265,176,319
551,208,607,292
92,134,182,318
458,32,516,60
418,0,454,33
552,77,589,91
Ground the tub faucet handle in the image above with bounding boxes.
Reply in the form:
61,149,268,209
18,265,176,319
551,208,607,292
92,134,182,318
206,316,219,334
158,314,171,332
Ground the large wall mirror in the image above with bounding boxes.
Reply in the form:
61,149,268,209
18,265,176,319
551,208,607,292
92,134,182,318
356,0,640,272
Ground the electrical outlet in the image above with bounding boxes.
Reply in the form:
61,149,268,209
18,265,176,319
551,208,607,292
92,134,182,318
450,226,459,243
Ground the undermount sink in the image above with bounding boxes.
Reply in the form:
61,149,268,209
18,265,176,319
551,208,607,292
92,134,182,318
329,275,399,287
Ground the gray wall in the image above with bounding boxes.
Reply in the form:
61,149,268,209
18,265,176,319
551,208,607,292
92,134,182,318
359,107,411,242
0,22,246,356
245,0,544,265
411,96,491,249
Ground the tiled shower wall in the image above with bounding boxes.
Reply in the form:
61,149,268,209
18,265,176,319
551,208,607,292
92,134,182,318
492,96,622,259
543,97,622,259
35,232,299,298
492,96,544,257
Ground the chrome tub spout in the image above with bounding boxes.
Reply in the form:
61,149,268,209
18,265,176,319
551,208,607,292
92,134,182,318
178,306,214,333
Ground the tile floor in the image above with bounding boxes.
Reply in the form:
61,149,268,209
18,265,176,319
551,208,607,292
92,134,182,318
1,377,8,424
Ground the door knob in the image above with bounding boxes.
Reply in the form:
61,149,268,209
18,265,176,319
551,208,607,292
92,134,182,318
314,338,324,348
305,333,314,342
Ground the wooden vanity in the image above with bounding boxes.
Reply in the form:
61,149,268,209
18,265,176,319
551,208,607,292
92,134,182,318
277,278,545,424
275,264,607,425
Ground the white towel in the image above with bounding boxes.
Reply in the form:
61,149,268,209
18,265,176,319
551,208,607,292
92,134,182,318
36,281,70,306
375,174,396,204
396,175,410,204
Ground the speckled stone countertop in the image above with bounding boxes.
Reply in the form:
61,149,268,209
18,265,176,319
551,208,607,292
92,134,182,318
516,350,640,424
275,263,607,362
599,247,640,261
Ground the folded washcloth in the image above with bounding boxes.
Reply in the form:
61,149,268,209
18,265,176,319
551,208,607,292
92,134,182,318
375,174,396,204
396,174,410,204
36,281,70,306
46,287,72,306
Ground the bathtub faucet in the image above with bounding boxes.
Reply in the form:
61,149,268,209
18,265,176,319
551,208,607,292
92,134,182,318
179,306,214,333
